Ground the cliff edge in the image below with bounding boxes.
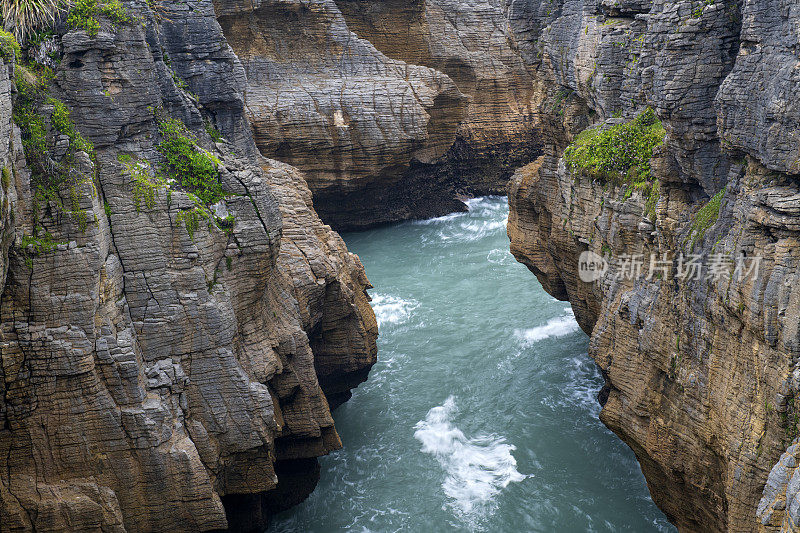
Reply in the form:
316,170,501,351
0,2,376,530
505,0,800,531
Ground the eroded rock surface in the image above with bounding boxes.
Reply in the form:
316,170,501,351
506,1,800,531
216,0,542,229
0,2,376,531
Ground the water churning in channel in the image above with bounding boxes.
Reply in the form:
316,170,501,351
271,197,673,532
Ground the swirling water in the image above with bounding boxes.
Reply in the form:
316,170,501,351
271,197,674,532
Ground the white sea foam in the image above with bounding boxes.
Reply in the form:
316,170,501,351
370,294,418,327
413,396,526,519
486,248,512,265
514,310,580,345
411,212,463,226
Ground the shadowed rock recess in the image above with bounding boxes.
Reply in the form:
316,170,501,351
505,0,800,531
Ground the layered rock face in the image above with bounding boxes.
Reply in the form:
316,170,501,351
505,0,800,531
215,0,542,229
0,2,376,531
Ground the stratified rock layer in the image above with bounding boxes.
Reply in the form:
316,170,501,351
215,0,542,229
0,2,376,531
505,1,800,531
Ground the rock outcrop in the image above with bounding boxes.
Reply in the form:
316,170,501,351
505,0,800,531
0,2,376,531
215,0,542,229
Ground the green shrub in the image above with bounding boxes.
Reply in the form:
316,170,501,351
175,199,212,240
49,97,95,157
564,107,666,184
688,188,724,248
13,66,96,229
67,0,131,37
205,120,223,143
156,116,224,205
120,157,164,211
0,30,21,62
20,228,64,268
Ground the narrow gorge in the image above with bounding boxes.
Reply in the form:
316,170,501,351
1,0,799,532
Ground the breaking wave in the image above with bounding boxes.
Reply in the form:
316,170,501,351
414,396,527,521
514,310,580,346
370,294,418,327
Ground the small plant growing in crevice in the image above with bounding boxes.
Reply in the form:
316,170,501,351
644,180,659,222
204,119,223,143
19,228,64,268
119,154,164,211
175,199,213,240
1,166,11,191
688,188,725,249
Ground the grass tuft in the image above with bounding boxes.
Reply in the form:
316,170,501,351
2,0,63,43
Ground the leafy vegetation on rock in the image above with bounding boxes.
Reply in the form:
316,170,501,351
564,107,666,183
67,0,131,37
1,166,11,192
119,154,165,211
156,115,224,205
12,56,97,230
688,188,725,249
0,29,21,61
20,229,64,268
565,108,665,221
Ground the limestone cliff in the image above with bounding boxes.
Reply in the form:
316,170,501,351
505,0,800,531
215,0,542,229
0,2,376,531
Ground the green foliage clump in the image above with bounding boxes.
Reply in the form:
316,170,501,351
205,120,223,143
49,97,95,157
13,65,96,230
1,0,62,42
175,199,212,240
688,188,725,249
1,166,11,192
156,116,224,205
564,107,666,184
119,155,164,211
67,0,131,37
0,30,21,62
20,228,64,268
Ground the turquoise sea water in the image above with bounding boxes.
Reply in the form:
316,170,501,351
271,197,674,532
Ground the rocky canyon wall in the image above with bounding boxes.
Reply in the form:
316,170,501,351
0,1,376,531
505,0,800,531
215,0,543,229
